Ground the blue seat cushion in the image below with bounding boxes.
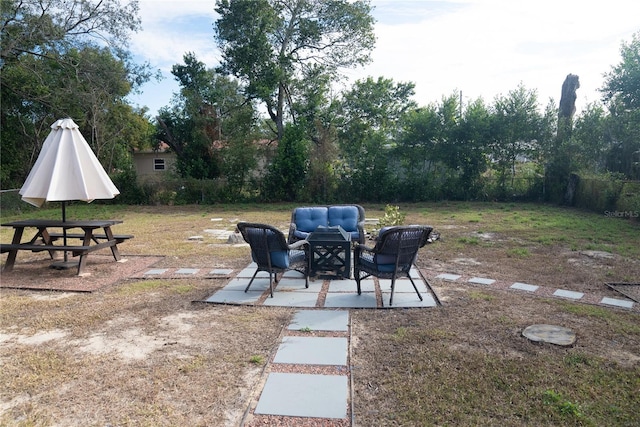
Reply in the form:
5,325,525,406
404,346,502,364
295,207,328,232
328,206,358,232
359,256,396,273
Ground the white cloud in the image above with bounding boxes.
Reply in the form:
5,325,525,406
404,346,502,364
128,0,639,115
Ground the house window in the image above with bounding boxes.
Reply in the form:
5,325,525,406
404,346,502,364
154,158,165,171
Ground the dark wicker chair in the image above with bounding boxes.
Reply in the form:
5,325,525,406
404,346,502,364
237,222,308,297
354,225,433,306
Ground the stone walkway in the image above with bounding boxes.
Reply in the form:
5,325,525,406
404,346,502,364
137,263,637,311
243,309,352,425
427,269,637,311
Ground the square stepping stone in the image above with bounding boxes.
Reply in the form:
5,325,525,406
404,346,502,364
222,278,269,292
469,277,496,285
143,268,168,275
511,282,539,292
236,266,266,278
275,278,322,292
600,297,634,309
205,290,261,304
282,270,306,279
208,269,233,276
436,273,461,281
382,291,437,308
379,278,428,293
175,268,199,275
262,291,319,307
328,279,373,293
553,289,584,300
254,372,348,419
324,292,378,308
273,336,348,365
288,310,349,332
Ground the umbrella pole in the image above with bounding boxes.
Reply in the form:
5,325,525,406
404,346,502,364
62,201,68,262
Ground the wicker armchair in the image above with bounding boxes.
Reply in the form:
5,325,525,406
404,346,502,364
237,222,308,297
354,225,433,306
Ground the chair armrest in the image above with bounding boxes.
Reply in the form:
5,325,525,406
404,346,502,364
288,239,308,250
287,223,299,244
354,242,375,257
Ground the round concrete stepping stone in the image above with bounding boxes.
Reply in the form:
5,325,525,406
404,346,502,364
522,324,576,346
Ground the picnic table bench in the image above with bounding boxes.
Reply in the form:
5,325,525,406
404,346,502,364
1,219,132,276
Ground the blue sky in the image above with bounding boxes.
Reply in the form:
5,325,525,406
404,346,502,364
127,0,639,117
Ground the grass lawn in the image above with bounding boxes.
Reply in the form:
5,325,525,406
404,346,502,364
1,202,639,426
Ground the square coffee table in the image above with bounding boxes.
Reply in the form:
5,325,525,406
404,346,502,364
307,226,351,279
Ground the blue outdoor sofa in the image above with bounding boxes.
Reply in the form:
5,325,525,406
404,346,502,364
287,205,366,244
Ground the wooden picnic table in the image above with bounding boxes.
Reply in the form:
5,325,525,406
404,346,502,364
0,219,132,276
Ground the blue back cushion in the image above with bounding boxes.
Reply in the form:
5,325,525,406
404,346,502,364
295,207,328,232
375,227,397,265
269,250,289,268
328,206,358,231
252,250,289,268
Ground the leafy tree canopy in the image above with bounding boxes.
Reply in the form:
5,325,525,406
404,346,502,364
1,0,141,66
601,30,640,110
214,0,376,139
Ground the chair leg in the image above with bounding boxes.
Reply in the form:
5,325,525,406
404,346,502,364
245,270,260,293
389,277,395,306
267,272,274,298
408,276,424,301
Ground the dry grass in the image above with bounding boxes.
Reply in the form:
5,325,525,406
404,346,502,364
1,202,639,426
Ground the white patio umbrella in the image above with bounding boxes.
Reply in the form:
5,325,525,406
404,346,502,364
19,118,120,263
20,118,120,209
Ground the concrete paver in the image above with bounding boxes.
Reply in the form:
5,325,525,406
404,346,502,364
254,372,348,419
600,297,634,308
262,291,320,307
204,290,262,304
554,289,584,299
382,291,437,307
221,278,269,292
143,268,168,275
288,310,349,331
273,336,348,365
469,277,496,285
325,292,378,308
175,268,199,275
511,282,539,292
328,278,373,293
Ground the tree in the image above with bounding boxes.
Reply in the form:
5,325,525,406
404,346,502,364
262,123,309,201
0,0,150,188
571,103,608,174
214,0,376,140
1,0,141,66
600,31,640,179
156,53,258,183
490,84,543,196
336,76,417,201
452,97,491,198
601,31,640,110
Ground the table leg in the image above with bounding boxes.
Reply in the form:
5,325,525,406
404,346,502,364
103,226,122,261
74,228,96,275
3,228,24,271
39,228,56,259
